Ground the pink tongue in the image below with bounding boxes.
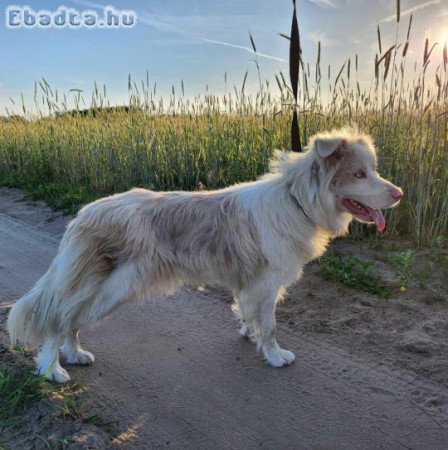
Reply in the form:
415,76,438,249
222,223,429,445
366,207,386,232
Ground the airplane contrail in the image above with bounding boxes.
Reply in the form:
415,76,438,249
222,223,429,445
200,38,287,63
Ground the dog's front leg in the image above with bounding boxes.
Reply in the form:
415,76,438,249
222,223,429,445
238,282,295,367
61,329,95,365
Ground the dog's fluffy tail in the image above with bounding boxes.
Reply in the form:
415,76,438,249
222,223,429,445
8,270,53,348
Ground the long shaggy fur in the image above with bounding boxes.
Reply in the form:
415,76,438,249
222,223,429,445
8,128,402,382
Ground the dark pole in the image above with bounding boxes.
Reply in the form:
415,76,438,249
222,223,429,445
289,0,302,152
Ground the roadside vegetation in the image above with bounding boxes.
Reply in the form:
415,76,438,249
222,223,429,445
0,341,113,448
317,234,447,298
317,252,391,299
0,297,113,448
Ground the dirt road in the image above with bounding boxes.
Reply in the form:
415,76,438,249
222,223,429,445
1,187,448,449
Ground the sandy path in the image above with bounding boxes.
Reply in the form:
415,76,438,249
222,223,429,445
1,187,448,449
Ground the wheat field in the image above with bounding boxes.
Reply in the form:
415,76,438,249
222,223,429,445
0,14,447,245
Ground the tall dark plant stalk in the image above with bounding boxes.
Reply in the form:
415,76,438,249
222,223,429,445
289,0,302,152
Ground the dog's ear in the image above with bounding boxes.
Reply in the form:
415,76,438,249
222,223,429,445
315,138,344,158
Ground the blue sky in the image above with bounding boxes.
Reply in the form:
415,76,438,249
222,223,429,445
1,0,447,114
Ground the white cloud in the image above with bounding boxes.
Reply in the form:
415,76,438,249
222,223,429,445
308,0,337,9
378,0,441,24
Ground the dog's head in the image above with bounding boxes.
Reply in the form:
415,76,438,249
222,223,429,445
309,130,403,232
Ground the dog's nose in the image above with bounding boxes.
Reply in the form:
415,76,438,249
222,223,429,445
390,187,403,200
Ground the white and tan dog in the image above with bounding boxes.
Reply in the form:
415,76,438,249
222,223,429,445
8,129,403,382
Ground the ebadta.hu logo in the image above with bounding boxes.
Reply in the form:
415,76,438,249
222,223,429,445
5,5,137,29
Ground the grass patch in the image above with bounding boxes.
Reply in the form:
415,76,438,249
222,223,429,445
318,252,391,299
56,388,118,431
386,236,448,288
389,249,416,287
0,173,96,214
0,366,57,428
0,352,114,445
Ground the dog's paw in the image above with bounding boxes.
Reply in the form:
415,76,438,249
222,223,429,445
62,348,95,365
37,364,71,383
264,348,295,367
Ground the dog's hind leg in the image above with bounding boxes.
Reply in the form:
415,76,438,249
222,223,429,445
232,299,254,340
35,335,70,383
61,329,94,365
238,282,295,367
86,262,142,324
38,264,140,382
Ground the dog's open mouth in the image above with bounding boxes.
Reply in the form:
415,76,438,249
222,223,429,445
343,198,386,232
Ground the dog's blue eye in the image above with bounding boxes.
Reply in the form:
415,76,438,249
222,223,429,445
355,171,366,178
